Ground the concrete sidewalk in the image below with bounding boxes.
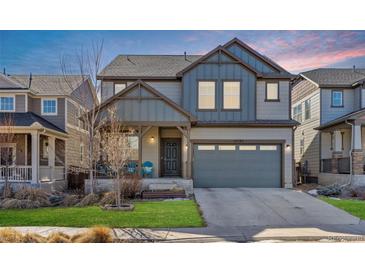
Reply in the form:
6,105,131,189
8,223,365,242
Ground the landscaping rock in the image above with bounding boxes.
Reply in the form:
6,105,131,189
49,195,65,206
307,189,318,196
77,193,100,207
317,185,342,197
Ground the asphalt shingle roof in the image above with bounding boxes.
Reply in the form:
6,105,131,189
301,68,365,87
0,112,67,134
98,55,202,78
0,73,26,89
9,75,87,95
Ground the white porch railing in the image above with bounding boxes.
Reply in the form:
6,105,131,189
0,166,32,182
39,166,65,182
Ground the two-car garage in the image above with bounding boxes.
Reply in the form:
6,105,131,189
192,143,282,188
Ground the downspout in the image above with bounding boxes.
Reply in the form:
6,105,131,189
345,119,353,186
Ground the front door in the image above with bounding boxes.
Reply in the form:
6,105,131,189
161,138,181,177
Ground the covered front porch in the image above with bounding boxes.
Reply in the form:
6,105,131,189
0,128,67,185
318,109,365,185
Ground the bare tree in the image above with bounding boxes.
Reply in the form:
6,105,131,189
60,41,104,194
100,107,135,207
0,113,15,198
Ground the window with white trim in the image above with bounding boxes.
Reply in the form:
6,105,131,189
80,142,84,162
304,99,311,120
42,99,57,115
293,104,302,122
198,81,215,109
331,91,343,107
223,81,240,109
0,97,14,111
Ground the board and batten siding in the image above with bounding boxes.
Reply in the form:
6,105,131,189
321,88,359,124
29,97,66,130
226,43,276,74
101,80,182,105
182,60,256,122
256,81,289,120
100,85,189,123
293,89,321,177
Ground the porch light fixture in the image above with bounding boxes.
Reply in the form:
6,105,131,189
286,144,291,149
150,136,155,143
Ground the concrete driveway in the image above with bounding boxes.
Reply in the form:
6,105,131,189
195,188,360,227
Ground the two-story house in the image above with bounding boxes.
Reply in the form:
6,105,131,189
292,68,365,186
95,37,297,190
0,73,96,190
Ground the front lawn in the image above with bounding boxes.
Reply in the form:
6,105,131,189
320,196,365,220
0,200,204,228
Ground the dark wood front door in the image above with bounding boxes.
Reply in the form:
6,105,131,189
161,138,181,177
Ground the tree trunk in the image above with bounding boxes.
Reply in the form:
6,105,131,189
116,172,121,208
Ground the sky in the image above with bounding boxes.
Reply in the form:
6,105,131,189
1,30,365,75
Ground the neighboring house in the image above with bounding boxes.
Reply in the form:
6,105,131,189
292,68,365,185
0,73,96,189
95,37,297,190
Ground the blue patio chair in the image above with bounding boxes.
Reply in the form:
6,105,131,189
127,161,138,174
142,161,153,178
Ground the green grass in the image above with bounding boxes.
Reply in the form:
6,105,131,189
320,196,365,220
0,200,205,228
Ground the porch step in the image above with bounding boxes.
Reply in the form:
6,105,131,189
141,190,186,199
148,183,179,191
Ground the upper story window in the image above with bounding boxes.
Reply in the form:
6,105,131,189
331,90,343,107
114,83,127,94
265,82,279,101
223,81,240,109
198,81,215,110
293,104,302,122
0,96,14,112
304,99,311,120
42,98,57,115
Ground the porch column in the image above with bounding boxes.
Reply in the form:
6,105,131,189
331,130,343,174
352,124,363,175
31,131,39,184
48,136,56,181
138,126,143,176
186,126,192,179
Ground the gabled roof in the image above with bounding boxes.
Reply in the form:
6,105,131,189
315,107,365,131
301,68,365,88
98,80,197,121
0,112,67,134
176,46,262,76
223,37,290,74
97,55,202,79
9,75,90,96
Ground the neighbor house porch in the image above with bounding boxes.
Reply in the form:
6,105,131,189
318,110,365,186
0,128,67,186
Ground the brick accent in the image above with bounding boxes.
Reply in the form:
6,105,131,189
331,151,343,174
352,150,364,175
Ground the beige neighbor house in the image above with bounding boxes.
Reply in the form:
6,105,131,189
0,73,96,190
90,37,298,194
292,68,365,186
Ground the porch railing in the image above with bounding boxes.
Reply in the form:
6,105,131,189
0,166,32,182
338,157,350,174
321,159,332,173
321,157,350,174
39,166,66,182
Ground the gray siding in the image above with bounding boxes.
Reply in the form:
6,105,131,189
100,86,189,123
30,97,66,130
145,81,181,105
256,81,289,120
226,43,276,74
321,88,359,124
71,80,95,109
15,94,26,112
67,100,79,126
293,89,321,177
292,79,318,104
101,81,114,102
182,51,256,122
